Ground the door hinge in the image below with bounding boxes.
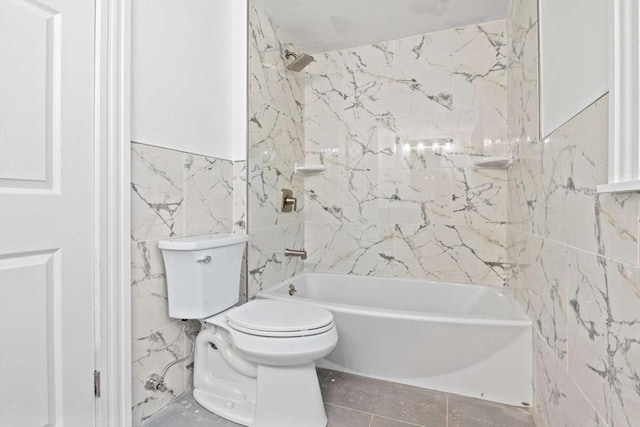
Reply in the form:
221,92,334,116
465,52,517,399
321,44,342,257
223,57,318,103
94,370,101,398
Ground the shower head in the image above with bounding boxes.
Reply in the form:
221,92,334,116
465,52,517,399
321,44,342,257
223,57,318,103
285,49,315,72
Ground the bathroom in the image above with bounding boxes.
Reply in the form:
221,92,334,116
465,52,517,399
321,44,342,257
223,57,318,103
0,0,638,426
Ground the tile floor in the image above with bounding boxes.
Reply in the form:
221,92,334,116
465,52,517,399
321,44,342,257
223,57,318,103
141,369,535,427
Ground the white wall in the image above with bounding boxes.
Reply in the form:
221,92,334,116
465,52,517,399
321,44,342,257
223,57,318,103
132,0,247,160
539,0,608,137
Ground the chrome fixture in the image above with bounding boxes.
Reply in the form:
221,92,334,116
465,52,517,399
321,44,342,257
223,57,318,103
281,189,297,212
284,248,307,260
144,373,167,392
284,49,315,72
144,327,195,392
288,284,297,296
197,255,212,264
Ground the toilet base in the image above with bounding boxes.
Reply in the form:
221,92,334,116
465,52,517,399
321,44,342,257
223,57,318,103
194,362,327,427
253,363,327,427
193,388,255,426
194,328,328,427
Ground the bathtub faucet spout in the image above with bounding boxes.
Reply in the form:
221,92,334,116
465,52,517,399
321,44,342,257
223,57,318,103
284,248,307,260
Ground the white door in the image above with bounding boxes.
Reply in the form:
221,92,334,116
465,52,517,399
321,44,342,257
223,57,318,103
0,0,97,426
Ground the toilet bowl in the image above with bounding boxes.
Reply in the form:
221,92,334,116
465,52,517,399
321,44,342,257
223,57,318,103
158,234,338,427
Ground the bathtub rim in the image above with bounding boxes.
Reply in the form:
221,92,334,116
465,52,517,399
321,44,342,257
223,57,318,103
257,273,531,328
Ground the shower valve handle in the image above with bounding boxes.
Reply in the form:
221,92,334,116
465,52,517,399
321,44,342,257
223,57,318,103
283,196,297,211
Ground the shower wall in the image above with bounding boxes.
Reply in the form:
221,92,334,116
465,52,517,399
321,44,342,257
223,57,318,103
302,21,509,285
130,142,241,424
506,1,640,426
246,2,306,297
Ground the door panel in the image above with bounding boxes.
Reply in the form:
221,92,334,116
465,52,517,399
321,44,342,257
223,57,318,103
0,251,61,426
0,0,59,190
0,0,97,425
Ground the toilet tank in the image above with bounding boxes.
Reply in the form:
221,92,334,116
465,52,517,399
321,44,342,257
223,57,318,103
158,233,248,319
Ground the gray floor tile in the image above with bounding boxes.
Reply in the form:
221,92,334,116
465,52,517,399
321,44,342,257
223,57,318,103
317,367,333,384
447,395,535,427
140,394,243,427
370,415,424,426
320,371,447,427
142,371,536,427
326,404,373,427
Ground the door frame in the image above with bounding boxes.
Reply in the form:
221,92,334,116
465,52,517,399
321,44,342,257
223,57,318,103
95,0,132,425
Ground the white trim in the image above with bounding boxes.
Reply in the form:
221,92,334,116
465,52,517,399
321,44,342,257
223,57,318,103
231,0,248,161
597,180,640,194
96,0,132,425
608,0,640,189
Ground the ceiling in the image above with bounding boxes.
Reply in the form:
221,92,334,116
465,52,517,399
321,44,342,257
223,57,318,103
254,0,510,54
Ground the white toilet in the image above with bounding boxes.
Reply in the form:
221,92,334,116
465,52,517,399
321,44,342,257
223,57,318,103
158,233,338,427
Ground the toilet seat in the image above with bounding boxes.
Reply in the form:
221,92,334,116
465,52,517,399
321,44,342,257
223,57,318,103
224,299,334,338
202,299,338,366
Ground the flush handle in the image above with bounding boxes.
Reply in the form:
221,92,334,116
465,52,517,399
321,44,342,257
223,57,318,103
197,255,212,264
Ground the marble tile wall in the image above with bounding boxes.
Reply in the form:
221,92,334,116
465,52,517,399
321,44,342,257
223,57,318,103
302,21,509,286
130,142,237,425
506,1,640,426
247,2,305,297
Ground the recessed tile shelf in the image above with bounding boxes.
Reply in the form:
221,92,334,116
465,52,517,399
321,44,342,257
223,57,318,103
474,157,512,169
294,164,327,176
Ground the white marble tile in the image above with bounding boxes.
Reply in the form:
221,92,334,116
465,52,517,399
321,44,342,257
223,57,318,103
248,4,304,124
525,96,639,266
451,167,507,226
247,162,296,229
282,223,305,281
598,192,640,266
247,2,306,300
568,251,640,427
301,20,508,285
248,103,299,167
393,223,506,285
305,223,395,277
456,21,506,75
533,330,606,427
131,144,184,241
305,71,346,121
341,168,382,225
506,0,539,151
233,161,247,233
131,143,237,423
513,233,569,361
394,112,487,168
183,155,233,236
132,321,191,425
247,226,283,296
376,168,453,225
131,240,173,340
507,143,542,233
394,22,491,64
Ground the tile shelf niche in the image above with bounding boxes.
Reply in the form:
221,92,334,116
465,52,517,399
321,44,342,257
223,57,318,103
294,164,327,176
474,157,512,169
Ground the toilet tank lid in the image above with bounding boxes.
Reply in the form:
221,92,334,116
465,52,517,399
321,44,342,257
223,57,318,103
158,233,248,251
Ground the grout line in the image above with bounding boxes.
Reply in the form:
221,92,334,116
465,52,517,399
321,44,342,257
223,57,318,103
371,414,425,427
505,223,638,269
324,402,375,417
446,395,449,427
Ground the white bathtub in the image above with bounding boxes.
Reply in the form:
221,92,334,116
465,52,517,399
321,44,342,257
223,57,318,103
257,273,532,407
